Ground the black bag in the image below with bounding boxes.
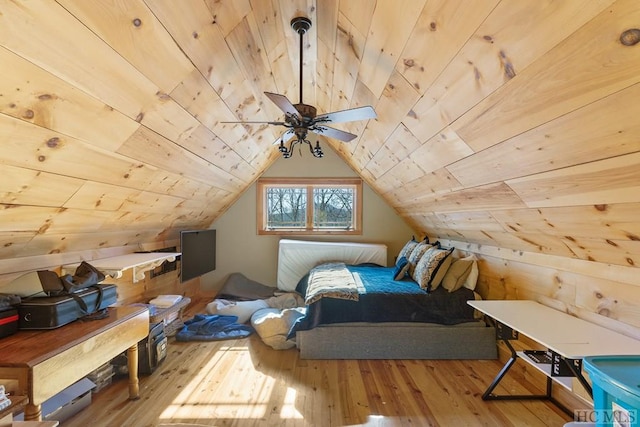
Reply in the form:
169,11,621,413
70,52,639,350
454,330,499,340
34,262,108,316
17,284,117,330
60,261,106,293
29,262,106,297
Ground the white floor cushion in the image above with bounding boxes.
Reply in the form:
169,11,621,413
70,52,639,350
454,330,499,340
251,307,306,350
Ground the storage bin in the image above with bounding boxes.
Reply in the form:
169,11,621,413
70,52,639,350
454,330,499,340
583,355,640,427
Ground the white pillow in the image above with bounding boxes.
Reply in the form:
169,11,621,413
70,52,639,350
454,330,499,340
442,255,475,292
463,258,479,291
251,307,306,350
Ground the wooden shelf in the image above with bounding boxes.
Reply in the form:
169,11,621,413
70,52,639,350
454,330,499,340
62,252,180,283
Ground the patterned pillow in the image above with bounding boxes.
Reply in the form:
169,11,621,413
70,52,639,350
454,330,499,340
412,247,454,292
406,242,434,277
395,238,419,267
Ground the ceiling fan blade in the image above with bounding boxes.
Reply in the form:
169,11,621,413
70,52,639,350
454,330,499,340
264,92,301,119
219,120,286,126
315,105,377,124
310,126,358,142
272,129,296,145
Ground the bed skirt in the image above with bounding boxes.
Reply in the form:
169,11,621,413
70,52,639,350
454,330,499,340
296,321,497,360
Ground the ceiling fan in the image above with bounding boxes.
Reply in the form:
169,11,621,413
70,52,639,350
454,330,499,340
223,16,377,158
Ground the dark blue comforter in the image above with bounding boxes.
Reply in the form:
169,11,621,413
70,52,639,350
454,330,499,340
289,263,478,336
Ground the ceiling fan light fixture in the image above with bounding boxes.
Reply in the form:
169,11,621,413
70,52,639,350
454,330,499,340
313,140,324,158
278,136,323,159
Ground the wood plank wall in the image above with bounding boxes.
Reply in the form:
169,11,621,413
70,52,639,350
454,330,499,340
0,0,639,383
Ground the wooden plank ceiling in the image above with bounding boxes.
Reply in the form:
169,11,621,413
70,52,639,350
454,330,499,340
1,0,639,269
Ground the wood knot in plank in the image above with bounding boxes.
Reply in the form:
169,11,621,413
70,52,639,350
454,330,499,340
626,232,640,241
156,91,171,101
132,18,142,27
46,137,60,148
499,50,516,80
430,22,437,31
620,29,640,46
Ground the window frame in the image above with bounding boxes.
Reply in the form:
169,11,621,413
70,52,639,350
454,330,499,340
257,177,363,236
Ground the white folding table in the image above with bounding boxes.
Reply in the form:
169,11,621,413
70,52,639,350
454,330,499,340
468,300,640,413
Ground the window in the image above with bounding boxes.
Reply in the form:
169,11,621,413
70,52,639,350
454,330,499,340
257,178,362,235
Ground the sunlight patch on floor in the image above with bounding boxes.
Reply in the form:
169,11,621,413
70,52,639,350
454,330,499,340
158,344,306,422
280,386,304,419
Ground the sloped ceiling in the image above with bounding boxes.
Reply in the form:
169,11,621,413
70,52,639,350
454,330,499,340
1,0,639,268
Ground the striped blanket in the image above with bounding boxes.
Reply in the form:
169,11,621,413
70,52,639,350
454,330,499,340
304,262,364,305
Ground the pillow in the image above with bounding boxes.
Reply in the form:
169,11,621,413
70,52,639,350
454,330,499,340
441,255,476,292
251,307,306,350
430,254,453,290
406,242,435,276
205,298,269,324
393,256,410,280
395,238,419,266
412,247,454,292
463,258,479,291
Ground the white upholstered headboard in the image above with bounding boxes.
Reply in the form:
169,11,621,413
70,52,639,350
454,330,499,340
277,239,388,291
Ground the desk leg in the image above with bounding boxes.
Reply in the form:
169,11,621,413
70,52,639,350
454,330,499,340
482,339,550,400
24,403,42,421
483,339,573,417
127,344,140,400
483,339,554,400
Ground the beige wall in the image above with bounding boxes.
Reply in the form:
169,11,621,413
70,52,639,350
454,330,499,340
200,142,415,293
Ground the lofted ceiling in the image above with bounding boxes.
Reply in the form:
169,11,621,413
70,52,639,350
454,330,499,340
1,0,640,269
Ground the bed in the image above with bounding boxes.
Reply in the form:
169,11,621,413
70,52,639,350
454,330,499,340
277,239,497,360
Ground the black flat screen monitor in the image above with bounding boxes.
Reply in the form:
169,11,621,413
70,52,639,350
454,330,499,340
180,229,216,283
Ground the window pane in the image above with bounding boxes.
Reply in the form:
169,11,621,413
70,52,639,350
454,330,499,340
266,187,306,228
257,178,361,236
313,187,354,229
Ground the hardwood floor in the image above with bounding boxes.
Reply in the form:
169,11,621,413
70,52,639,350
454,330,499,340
64,299,572,427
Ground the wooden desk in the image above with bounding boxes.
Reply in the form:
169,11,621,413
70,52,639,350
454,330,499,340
0,305,149,421
468,300,640,413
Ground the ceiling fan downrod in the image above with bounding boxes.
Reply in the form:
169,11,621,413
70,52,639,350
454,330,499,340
291,17,311,105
